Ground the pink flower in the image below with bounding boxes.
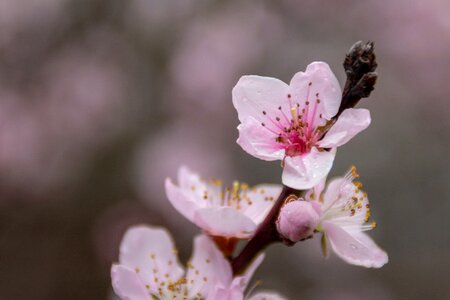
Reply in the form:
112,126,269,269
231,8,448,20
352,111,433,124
165,166,282,239
307,167,388,268
276,198,320,243
111,226,284,300
232,62,371,189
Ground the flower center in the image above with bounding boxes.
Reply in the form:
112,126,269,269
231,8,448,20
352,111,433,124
320,167,377,231
199,180,262,211
260,86,329,157
276,100,323,156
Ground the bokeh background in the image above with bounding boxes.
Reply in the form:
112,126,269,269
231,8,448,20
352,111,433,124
0,0,449,299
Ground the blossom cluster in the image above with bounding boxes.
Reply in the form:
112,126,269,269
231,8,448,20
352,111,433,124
111,42,388,300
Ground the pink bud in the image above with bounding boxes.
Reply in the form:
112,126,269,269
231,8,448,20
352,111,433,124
276,200,320,243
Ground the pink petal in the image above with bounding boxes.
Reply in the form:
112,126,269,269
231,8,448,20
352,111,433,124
208,286,244,300
165,166,218,223
206,253,265,300
111,265,151,300
186,235,233,298
119,226,184,292
317,108,371,148
232,75,289,123
232,253,265,291
249,292,287,300
323,222,389,268
177,165,208,192
321,177,346,210
239,184,283,225
237,117,285,161
282,147,336,190
305,177,326,202
165,178,198,221
289,62,342,124
194,207,257,238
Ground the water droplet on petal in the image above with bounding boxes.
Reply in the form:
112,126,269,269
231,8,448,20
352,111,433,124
350,244,357,250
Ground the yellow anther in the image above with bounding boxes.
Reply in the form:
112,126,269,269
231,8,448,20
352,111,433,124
291,106,299,126
354,181,363,189
351,165,359,178
232,181,240,197
371,221,377,229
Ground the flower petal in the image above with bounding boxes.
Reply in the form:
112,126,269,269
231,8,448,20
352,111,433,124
165,166,220,222
165,178,198,221
211,253,265,300
232,253,265,291
239,184,282,225
321,177,346,210
232,75,289,123
323,221,388,268
187,235,233,298
305,177,326,202
282,147,336,190
119,226,184,293
208,287,244,300
111,265,151,300
289,62,341,124
249,292,287,300
194,207,257,238
317,108,371,148
237,117,285,161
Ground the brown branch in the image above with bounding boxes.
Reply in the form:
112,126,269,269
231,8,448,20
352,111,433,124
231,186,301,275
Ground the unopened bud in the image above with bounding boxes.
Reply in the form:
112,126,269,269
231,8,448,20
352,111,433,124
276,200,320,243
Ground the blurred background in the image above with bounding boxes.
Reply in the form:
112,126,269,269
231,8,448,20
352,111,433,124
0,0,449,299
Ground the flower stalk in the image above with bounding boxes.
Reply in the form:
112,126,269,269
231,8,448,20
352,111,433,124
231,185,301,275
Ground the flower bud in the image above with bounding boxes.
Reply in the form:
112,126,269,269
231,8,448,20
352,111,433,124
276,200,320,243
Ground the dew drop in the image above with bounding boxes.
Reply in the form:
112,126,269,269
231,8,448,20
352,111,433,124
350,244,358,250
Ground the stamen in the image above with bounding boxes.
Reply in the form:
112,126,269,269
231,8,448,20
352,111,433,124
291,106,299,126
232,181,240,198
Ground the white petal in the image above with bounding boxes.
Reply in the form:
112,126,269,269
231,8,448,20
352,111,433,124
318,108,371,148
239,184,283,225
194,207,257,238
119,226,184,293
232,75,290,123
111,265,151,300
187,235,233,298
237,117,285,161
289,62,342,123
323,222,388,268
249,292,288,300
282,147,336,190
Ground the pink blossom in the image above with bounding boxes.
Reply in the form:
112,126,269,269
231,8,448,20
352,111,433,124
307,167,388,268
276,198,320,243
165,166,282,239
248,292,287,300
111,226,283,300
232,62,371,189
